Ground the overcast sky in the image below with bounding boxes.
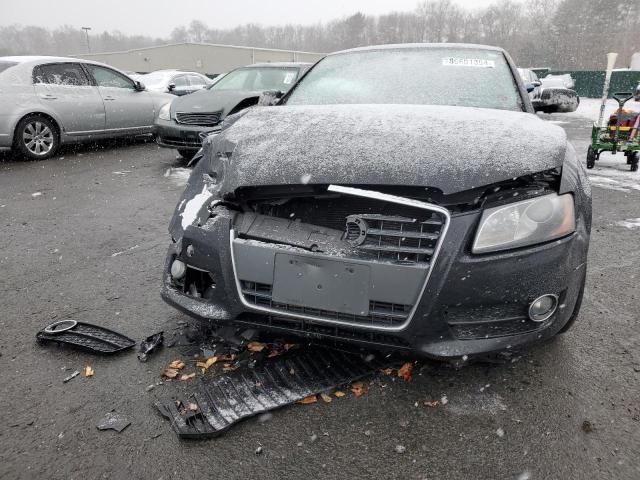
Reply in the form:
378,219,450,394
1,0,510,37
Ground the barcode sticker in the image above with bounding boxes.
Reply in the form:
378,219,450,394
442,57,496,68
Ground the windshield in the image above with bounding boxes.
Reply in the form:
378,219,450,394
210,67,299,92
287,48,523,111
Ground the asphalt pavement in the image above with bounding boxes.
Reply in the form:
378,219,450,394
0,115,639,480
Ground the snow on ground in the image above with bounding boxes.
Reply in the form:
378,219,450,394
164,167,192,186
616,218,640,229
565,97,640,123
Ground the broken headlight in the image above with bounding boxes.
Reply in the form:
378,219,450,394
473,193,575,253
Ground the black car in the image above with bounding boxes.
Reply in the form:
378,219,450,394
161,44,591,359
155,62,311,158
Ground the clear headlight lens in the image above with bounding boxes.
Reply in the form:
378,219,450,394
158,102,171,121
473,193,575,253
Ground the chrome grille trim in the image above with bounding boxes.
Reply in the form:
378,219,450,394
230,185,451,332
175,111,223,126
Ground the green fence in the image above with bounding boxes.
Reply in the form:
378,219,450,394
532,69,640,98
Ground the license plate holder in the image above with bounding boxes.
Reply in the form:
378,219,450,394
271,254,370,316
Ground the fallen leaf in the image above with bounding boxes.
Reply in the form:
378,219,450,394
320,393,332,403
397,362,413,382
423,400,440,408
217,353,235,362
179,373,196,381
168,360,185,370
162,368,179,379
381,367,394,376
196,356,218,370
247,342,266,352
350,382,369,397
284,343,296,351
298,395,318,405
334,390,346,398
84,366,94,377
267,349,281,358
289,367,295,375
187,402,199,411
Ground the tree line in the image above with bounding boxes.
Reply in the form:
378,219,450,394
1,0,638,69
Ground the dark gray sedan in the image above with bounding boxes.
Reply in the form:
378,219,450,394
0,56,172,160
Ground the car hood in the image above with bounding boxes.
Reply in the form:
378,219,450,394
208,104,567,196
170,88,262,117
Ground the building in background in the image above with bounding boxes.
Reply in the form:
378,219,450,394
74,42,324,75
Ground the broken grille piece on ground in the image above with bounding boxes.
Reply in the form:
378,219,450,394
36,320,135,354
155,348,380,439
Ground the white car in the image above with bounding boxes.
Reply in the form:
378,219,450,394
137,70,212,96
0,56,173,160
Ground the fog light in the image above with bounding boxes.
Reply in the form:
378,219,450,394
528,294,558,322
171,259,186,280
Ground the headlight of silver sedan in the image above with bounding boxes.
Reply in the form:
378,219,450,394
473,193,575,253
158,103,172,121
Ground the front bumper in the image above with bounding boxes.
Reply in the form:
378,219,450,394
155,118,217,150
161,203,589,359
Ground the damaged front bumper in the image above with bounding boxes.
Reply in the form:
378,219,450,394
161,181,590,359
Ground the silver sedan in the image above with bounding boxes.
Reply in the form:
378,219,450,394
0,56,173,160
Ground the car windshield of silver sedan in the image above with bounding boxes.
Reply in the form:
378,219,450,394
287,47,523,111
209,67,299,92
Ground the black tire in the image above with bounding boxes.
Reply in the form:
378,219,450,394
558,270,586,334
630,152,639,172
14,115,59,160
177,149,196,160
586,146,596,169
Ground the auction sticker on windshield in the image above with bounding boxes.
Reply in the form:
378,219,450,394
442,57,495,68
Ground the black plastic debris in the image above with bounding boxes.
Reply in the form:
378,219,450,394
96,412,131,433
137,332,164,362
155,348,379,439
36,320,135,354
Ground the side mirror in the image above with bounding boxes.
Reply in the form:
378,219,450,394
134,81,145,91
258,90,285,106
525,81,541,93
168,83,176,92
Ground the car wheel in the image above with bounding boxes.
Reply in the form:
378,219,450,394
14,115,59,160
177,149,196,160
630,152,639,172
586,146,596,169
558,270,586,334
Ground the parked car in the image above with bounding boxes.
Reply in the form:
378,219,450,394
138,70,212,96
635,82,640,102
518,68,579,113
0,56,173,160
162,44,591,359
154,62,311,159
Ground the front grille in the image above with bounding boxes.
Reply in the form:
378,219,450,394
449,319,544,340
346,214,442,264
240,281,411,328
175,111,222,126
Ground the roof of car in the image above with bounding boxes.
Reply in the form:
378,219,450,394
329,43,506,56
0,55,118,68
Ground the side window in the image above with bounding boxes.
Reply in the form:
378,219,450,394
187,74,207,88
172,75,189,89
532,72,539,82
85,65,134,89
34,63,90,86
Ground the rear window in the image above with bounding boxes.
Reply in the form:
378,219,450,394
34,63,90,86
0,61,18,74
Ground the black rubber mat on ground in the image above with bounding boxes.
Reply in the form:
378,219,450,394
36,321,136,354
155,348,379,439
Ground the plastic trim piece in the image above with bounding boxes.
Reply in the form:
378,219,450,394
230,185,451,332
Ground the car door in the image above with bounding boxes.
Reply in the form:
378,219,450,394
83,64,154,131
33,62,106,134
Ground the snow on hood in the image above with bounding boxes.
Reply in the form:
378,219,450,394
210,104,567,195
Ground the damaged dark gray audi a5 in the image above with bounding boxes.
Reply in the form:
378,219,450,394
161,43,591,359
